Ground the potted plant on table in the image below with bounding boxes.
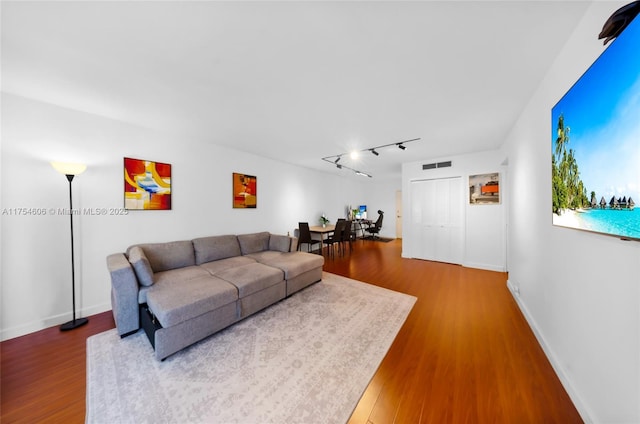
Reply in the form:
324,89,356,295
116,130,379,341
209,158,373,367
320,214,330,228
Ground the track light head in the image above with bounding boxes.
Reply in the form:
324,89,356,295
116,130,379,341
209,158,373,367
336,164,342,169
397,143,406,150
334,156,341,164
370,149,379,156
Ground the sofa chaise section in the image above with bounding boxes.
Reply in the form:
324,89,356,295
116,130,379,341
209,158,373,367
238,232,324,296
245,250,324,295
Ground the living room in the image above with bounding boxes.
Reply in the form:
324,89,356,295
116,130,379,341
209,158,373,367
2,1,640,423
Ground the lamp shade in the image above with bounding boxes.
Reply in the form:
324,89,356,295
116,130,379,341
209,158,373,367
51,161,87,176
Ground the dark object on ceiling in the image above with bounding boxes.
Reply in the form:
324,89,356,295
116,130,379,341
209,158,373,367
599,1,640,45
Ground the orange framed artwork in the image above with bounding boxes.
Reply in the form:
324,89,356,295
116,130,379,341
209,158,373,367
233,173,257,208
124,157,172,210
469,172,500,205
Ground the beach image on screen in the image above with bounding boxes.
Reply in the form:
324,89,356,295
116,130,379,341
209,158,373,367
551,16,640,241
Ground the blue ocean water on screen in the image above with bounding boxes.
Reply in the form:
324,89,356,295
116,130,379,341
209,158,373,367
574,209,640,239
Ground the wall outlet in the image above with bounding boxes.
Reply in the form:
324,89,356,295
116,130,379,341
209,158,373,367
507,279,520,297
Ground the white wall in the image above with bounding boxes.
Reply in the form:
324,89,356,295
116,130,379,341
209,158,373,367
402,149,507,272
361,178,401,240
504,2,640,422
0,93,377,340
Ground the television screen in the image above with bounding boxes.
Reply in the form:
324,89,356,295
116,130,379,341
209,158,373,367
551,15,640,241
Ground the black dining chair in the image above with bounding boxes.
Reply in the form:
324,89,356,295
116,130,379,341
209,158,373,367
298,222,322,254
323,219,346,258
364,210,384,240
343,219,354,252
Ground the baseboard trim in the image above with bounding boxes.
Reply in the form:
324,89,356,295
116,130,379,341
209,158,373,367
506,279,595,423
462,261,505,272
0,302,111,341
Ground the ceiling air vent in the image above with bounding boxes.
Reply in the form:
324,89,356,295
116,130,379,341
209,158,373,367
423,161,452,170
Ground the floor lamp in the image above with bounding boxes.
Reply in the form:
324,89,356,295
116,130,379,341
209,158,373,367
51,161,89,331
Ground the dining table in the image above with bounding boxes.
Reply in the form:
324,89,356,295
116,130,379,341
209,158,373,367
308,224,335,251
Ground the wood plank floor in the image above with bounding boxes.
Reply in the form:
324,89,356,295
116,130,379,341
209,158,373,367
329,239,582,424
0,239,582,423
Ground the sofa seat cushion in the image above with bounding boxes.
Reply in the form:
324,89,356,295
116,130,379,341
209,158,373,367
248,251,324,279
245,250,284,264
199,256,256,275
214,262,284,298
154,265,211,284
138,266,212,305
146,274,238,328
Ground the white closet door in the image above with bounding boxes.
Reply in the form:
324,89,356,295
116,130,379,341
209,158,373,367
410,177,463,264
410,179,435,259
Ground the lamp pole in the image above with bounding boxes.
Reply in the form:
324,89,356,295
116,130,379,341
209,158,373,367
52,161,89,331
60,173,88,330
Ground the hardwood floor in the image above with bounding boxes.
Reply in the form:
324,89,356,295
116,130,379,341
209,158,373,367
328,239,582,424
1,310,115,423
0,239,582,423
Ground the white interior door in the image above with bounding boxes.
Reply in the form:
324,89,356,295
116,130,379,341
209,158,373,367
395,190,403,239
410,177,463,264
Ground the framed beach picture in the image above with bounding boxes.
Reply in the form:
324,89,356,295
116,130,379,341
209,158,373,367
551,13,639,241
469,173,500,205
124,157,172,210
233,172,257,208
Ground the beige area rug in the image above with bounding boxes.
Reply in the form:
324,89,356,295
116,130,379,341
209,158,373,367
86,272,416,424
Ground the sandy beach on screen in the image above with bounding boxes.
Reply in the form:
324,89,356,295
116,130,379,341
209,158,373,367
552,209,584,228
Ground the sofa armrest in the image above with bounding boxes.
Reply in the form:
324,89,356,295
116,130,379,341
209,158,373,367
107,253,140,337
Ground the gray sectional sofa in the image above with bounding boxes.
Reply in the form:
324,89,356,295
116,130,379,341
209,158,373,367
107,232,324,360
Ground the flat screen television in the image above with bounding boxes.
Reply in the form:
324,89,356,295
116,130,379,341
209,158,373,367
551,14,640,241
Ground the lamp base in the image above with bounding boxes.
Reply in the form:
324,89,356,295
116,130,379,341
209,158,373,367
60,317,89,331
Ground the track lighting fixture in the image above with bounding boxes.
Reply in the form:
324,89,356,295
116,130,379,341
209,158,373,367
321,137,420,178
332,162,370,177
333,162,368,176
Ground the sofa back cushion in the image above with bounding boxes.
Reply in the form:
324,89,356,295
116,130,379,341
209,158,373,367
237,232,271,255
127,246,155,287
131,240,195,273
269,234,291,253
192,235,242,264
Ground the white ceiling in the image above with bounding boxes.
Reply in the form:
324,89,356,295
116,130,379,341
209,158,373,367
2,1,607,180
